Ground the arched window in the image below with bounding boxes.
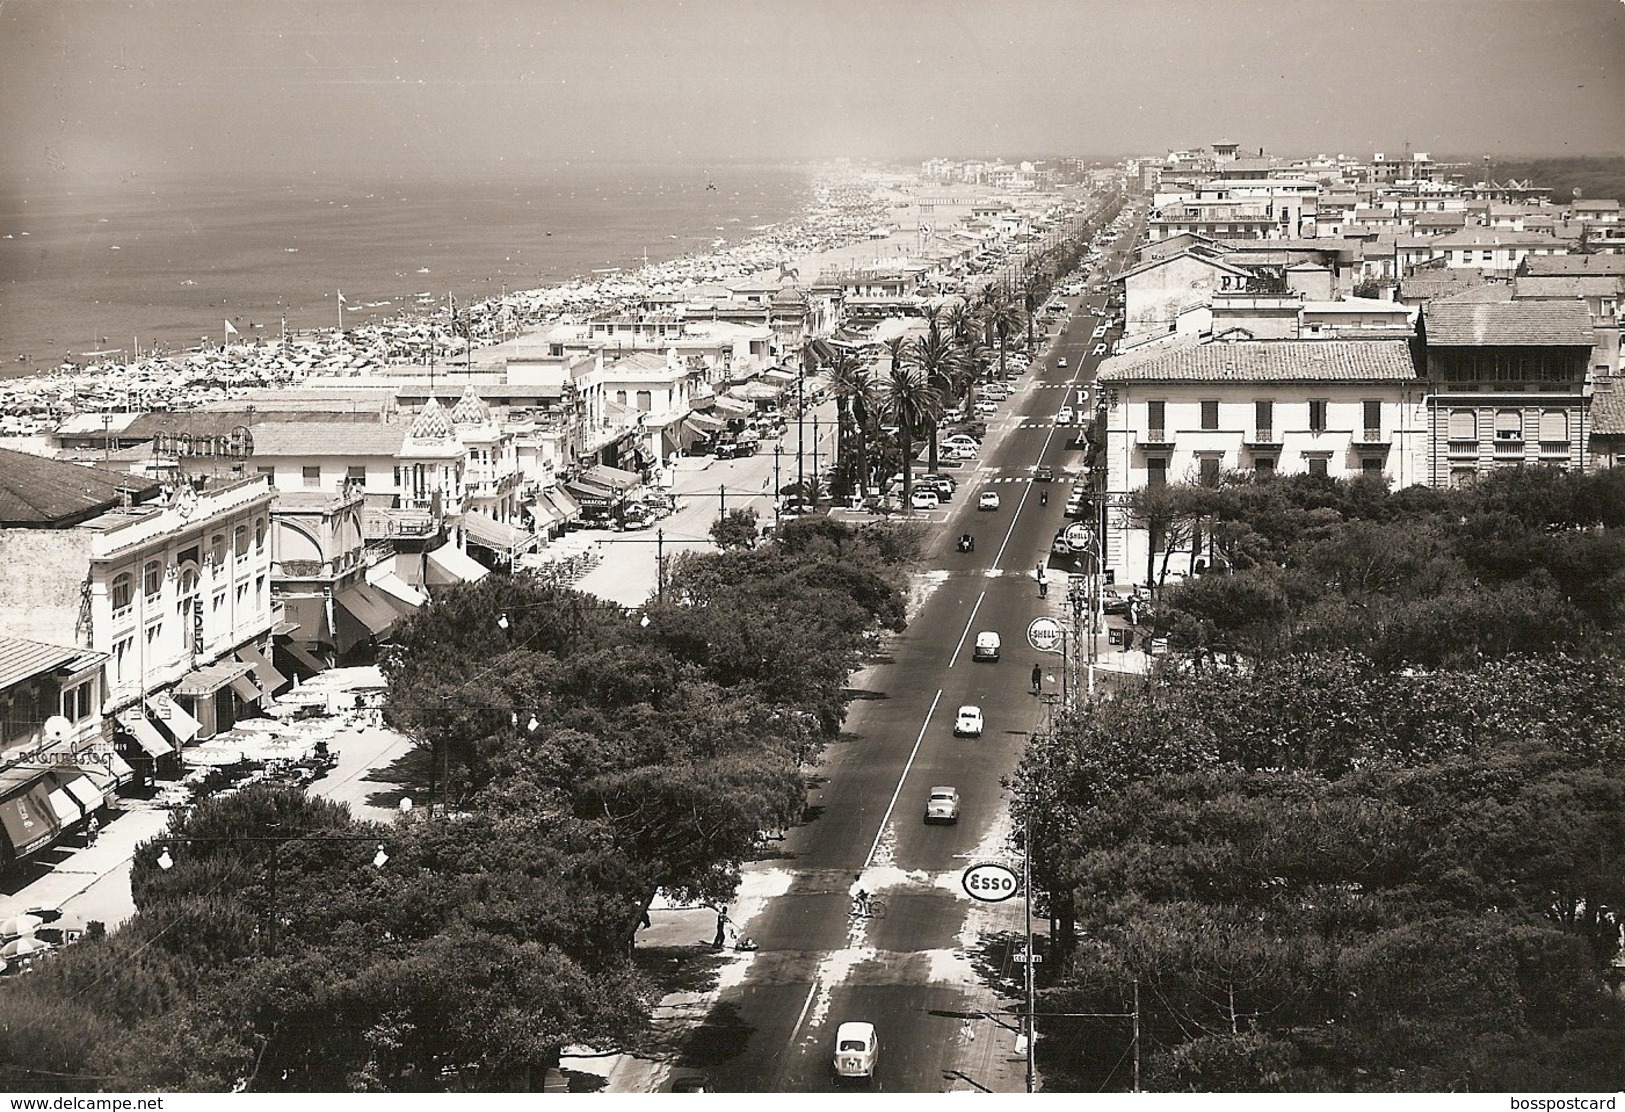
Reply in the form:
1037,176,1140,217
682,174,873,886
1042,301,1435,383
254,517,267,554
143,560,163,600
233,525,249,562
111,572,134,614
210,534,226,567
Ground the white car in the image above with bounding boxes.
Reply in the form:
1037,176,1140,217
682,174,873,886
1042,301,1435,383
978,491,1000,511
941,406,966,423
1056,356,1067,368
1057,406,1075,424
973,631,1001,661
953,705,984,738
1093,343,1108,356
910,488,939,511
974,400,999,416
834,1022,879,1081
946,444,977,462
925,786,961,824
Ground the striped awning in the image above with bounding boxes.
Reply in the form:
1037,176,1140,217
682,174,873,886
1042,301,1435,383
236,646,288,697
146,692,200,744
121,713,173,758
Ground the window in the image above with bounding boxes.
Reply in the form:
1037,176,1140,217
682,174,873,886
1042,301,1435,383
234,525,249,561
1308,456,1329,477
636,390,653,411
1147,458,1168,486
255,518,267,554
210,534,226,567
1200,400,1219,430
1254,400,1274,439
1308,399,1329,433
257,466,276,482
345,466,366,485
1495,410,1523,442
1198,457,1221,486
235,582,249,607
255,574,266,610
144,621,163,649
1449,409,1477,440
1146,400,1165,437
1254,456,1277,478
302,465,321,488
143,560,163,600
1540,409,1568,442
1361,457,1384,476
60,682,93,722
1362,399,1382,436
112,637,134,684
111,573,133,615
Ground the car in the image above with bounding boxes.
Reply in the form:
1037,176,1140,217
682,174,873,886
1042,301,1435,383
1065,499,1089,519
953,705,984,738
973,631,1001,661
941,406,966,423
919,473,956,496
1093,343,1108,356
978,491,1000,511
834,1022,879,1081
668,1071,711,1093
1057,406,1075,424
943,433,980,450
1052,530,1073,556
974,400,999,416
1034,464,1054,482
946,444,977,462
925,786,961,824
1057,357,1068,368
909,488,939,511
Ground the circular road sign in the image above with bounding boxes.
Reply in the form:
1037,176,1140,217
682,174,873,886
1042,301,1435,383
962,862,1021,903
1026,616,1064,653
1064,521,1094,554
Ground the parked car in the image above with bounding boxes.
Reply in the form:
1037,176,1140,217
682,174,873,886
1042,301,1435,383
946,444,977,462
974,400,999,416
954,705,984,737
978,491,1000,511
919,472,956,495
834,1022,879,1082
941,406,966,423
925,786,961,824
973,631,1001,661
909,488,940,511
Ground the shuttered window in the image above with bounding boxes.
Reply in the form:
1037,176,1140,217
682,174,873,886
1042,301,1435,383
1146,400,1165,434
1200,400,1219,430
1495,410,1523,441
1449,409,1476,439
1540,410,1568,441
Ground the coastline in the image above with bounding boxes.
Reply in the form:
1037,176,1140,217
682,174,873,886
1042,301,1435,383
0,165,914,423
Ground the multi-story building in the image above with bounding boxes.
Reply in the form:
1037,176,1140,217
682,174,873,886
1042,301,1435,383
1095,339,1426,585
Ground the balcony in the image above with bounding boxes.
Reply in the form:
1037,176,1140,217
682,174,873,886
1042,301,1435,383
1137,428,1175,451
1352,428,1391,452
1243,428,1280,450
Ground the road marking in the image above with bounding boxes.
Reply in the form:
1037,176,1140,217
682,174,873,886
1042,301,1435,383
947,591,987,668
865,688,942,869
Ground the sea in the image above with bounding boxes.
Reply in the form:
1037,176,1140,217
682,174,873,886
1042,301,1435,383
0,161,815,377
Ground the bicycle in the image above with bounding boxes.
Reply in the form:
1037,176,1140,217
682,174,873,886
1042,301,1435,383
851,897,887,920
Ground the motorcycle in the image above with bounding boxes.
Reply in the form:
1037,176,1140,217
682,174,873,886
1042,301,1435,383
1040,490,1048,506
957,533,975,553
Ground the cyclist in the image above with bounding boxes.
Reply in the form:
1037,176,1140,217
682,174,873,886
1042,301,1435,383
852,885,872,917
1031,663,1043,695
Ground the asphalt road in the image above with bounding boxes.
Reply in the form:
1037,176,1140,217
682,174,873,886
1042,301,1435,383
684,280,1128,1092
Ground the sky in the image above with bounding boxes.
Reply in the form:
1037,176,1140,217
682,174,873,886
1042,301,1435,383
1,0,1622,186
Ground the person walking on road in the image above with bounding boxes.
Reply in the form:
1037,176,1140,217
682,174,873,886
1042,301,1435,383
86,816,100,847
1031,663,1043,695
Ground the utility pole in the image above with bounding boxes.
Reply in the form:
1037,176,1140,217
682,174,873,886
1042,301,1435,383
1024,802,1037,1094
719,484,726,518
656,528,664,600
811,414,820,502
773,445,782,530
797,362,806,497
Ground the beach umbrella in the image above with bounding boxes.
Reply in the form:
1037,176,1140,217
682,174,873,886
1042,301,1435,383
0,936,51,959
0,914,43,939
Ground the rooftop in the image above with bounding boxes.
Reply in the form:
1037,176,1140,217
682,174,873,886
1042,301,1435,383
1423,299,1596,346
1097,339,1419,385
0,446,162,526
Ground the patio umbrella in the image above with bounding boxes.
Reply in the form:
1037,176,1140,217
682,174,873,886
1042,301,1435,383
0,914,42,940
0,936,52,959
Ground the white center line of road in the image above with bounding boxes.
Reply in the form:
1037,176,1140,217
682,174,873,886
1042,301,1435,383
865,688,942,869
947,591,987,668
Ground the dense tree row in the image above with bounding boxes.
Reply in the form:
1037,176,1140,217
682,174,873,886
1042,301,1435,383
0,517,916,1092
1017,469,1625,1091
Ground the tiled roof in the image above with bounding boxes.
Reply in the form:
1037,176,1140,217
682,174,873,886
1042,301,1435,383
0,446,161,526
1590,384,1625,436
247,422,409,457
0,634,88,691
1436,283,1515,304
1397,269,1488,301
407,397,455,441
1519,255,1625,277
1096,339,1419,385
1423,299,1595,346
449,383,492,426
1514,275,1625,299
1430,228,1565,249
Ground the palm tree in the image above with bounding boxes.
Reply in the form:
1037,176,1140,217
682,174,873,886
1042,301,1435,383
905,322,964,474
985,298,1029,379
879,362,942,513
824,347,874,499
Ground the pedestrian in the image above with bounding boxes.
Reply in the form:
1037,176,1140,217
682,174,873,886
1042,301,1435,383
713,910,728,950
86,815,100,846
641,907,652,930
1031,663,1043,695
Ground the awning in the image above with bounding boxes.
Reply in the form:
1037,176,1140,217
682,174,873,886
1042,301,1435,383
524,500,561,529
0,778,58,858
145,692,200,744
563,480,614,508
582,463,641,491
277,640,328,676
271,619,301,637
367,568,427,610
463,510,539,556
122,713,174,758
228,674,263,704
335,583,397,638
236,646,288,696
62,775,105,814
763,368,797,384
710,394,752,415
172,659,255,699
78,755,130,793
686,411,727,433
425,543,490,586
542,486,580,521
45,787,79,827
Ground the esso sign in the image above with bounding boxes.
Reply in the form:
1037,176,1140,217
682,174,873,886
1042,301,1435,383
962,862,1021,903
